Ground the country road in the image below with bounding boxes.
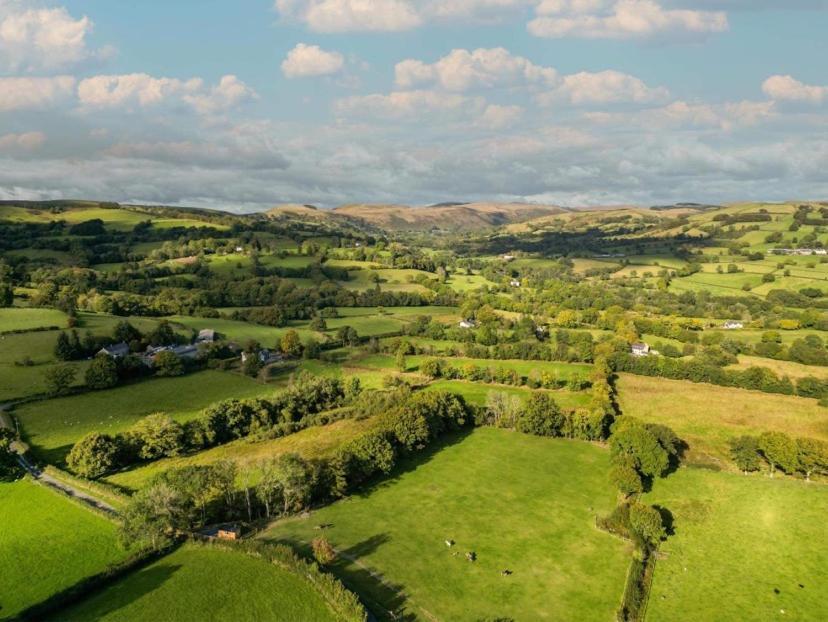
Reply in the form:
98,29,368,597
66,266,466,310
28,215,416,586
0,402,118,516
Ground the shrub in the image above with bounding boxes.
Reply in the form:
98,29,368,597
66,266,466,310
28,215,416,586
66,432,119,478
517,393,565,437
312,536,337,566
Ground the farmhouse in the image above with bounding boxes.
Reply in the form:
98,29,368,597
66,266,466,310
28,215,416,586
630,342,650,357
459,319,476,329
510,279,521,287
97,342,129,358
197,328,216,343
723,320,743,330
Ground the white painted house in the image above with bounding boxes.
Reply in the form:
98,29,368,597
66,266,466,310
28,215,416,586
723,320,744,330
631,342,650,357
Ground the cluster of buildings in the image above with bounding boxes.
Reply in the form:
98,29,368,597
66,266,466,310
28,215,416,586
768,248,827,256
97,328,217,367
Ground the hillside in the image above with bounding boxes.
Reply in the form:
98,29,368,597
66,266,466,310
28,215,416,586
331,202,567,232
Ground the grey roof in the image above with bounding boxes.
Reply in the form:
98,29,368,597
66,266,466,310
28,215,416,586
171,344,199,358
99,342,130,357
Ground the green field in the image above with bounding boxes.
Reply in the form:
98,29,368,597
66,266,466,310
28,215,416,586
426,379,591,409
355,353,592,379
15,371,278,464
169,315,318,346
105,417,377,491
616,374,828,466
0,478,126,619
644,469,828,621
0,308,67,333
0,330,89,401
263,428,629,621
49,544,339,622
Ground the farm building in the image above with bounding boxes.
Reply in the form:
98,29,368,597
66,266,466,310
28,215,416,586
97,342,130,358
197,329,216,342
510,279,521,287
631,342,650,357
171,344,199,359
723,320,743,330
459,319,476,329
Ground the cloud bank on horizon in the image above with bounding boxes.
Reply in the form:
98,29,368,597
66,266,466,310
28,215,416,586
0,0,827,210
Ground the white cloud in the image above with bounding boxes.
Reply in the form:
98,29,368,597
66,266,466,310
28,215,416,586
77,73,255,114
0,75,75,111
281,43,345,77
585,99,776,130
105,140,288,170
334,89,482,119
0,3,108,72
395,47,557,91
393,48,666,106
478,104,523,128
77,73,202,108
275,0,422,32
540,70,669,104
0,131,46,151
762,75,827,104
275,0,538,32
528,0,728,40
183,75,257,114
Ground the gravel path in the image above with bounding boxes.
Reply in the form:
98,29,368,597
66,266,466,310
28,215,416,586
0,402,118,516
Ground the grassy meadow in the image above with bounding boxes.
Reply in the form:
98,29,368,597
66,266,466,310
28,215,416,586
426,379,591,409
0,478,126,619
263,427,629,621
15,371,277,465
105,417,377,491
644,469,828,621
48,544,339,622
0,308,67,333
616,374,828,466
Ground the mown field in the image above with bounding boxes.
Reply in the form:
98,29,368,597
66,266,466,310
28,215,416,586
644,469,828,621
15,371,277,465
0,479,126,619
47,544,339,622
263,427,629,621
616,374,828,466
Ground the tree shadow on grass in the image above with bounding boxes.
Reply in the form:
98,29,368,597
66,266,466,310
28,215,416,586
272,533,416,621
353,427,475,498
69,563,183,621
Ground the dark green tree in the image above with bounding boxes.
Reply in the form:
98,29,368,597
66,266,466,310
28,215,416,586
729,436,762,474
43,364,77,396
154,351,184,377
67,432,119,478
85,354,119,390
758,431,799,476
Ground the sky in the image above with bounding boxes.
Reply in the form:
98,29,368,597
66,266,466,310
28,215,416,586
0,0,827,212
